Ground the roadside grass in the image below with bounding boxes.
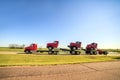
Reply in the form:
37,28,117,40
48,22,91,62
0,47,49,52
0,54,120,67
0,47,24,52
102,49,120,53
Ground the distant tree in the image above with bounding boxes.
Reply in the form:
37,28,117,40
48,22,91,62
9,44,25,49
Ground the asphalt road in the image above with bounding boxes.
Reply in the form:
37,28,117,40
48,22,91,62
0,61,120,80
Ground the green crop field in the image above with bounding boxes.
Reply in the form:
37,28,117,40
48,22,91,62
0,54,120,67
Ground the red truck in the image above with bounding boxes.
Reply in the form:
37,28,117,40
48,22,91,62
68,41,81,50
24,41,108,55
24,41,59,54
47,41,59,50
68,41,81,55
24,43,37,53
60,41,82,55
85,43,108,55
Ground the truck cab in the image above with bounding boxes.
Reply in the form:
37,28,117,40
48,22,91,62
68,41,81,50
47,41,59,50
24,43,37,53
86,43,97,50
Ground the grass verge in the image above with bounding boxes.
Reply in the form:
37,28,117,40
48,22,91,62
0,47,24,52
0,54,120,67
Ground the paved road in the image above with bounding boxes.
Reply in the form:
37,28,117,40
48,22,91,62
0,61,120,80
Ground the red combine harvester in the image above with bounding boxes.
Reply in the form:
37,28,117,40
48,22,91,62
85,43,108,55
24,41,59,55
68,41,81,55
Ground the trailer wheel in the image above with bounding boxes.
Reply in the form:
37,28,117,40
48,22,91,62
93,51,97,55
103,51,108,55
48,51,52,55
71,51,75,55
54,51,58,55
90,51,93,55
85,50,90,54
76,51,80,55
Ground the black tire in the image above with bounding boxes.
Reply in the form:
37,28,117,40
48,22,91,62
48,51,53,55
90,51,93,55
76,51,80,55
48,46,53,50
70,51,72,54
85,50,88,54
54,51,58,55
25,50,31,54
85,50,90,54
103,51,108,55
93,51,97,55
72,47,77,50
71,51,75,55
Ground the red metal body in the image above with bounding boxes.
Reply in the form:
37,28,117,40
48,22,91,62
97,49,103,54
24,41,59,54
85,42,108,55
86,43,97,50
24,43,37,52
69,41,81,48
47,41,59,49
67,41,81,55
68,41,81,50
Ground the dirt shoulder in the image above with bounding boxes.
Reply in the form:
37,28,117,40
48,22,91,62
0,52,22,54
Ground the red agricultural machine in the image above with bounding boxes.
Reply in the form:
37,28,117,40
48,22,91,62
85,43,108,55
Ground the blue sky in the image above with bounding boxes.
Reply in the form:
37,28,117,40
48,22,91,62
0,0,120,49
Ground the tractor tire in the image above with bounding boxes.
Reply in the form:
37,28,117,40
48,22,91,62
48,51,53,55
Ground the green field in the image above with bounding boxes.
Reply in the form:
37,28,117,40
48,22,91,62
0,54,120,67
0,47,49,52
102,49,120,53
0,47,120,53
0,47,24,52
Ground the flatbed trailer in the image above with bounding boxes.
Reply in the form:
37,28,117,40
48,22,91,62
36,48,60,55
24,41,108,55
60,48,81,55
